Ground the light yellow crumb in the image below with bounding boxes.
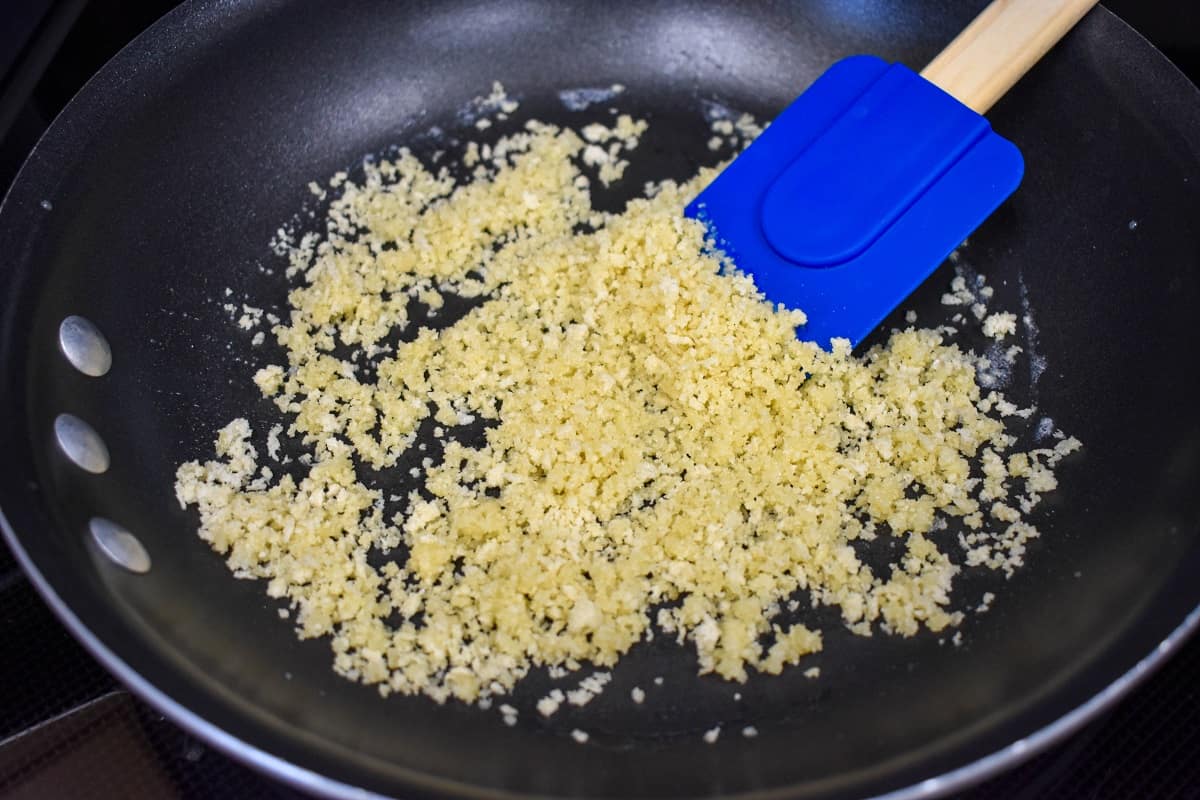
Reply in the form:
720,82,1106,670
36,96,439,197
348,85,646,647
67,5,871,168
982,312,1018,340
176,113,1079,707
537,688,566,717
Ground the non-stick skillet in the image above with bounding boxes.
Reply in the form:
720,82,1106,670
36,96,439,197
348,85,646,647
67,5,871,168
2,1,1199,798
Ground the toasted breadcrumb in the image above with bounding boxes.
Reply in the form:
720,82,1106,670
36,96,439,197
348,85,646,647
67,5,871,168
175,106,1079,708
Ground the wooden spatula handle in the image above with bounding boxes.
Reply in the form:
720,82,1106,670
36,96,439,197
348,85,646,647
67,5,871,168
920,0,1099,114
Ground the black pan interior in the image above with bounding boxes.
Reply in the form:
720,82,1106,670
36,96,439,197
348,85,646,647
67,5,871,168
2,1,1200,798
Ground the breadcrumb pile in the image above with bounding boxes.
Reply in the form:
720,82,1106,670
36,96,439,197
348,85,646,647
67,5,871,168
176,100,1079,706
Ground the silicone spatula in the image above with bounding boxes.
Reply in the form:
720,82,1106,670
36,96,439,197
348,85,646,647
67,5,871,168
686,0,1098,348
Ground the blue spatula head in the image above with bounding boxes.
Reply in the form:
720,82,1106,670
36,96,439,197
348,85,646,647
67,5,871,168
686,55,1024,349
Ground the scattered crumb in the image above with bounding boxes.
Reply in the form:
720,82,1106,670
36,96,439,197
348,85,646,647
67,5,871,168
703,726,721,744
175,101,1080,711
537,688,567,717
734,113,763,140
941,276,971,306
566,672,612,707
742,726,758,738
237,304,264,330
575,114,648,185
266,424,283,461
631,687,645,704
571,729,589,744
976,592,996,613
983,312,1018,340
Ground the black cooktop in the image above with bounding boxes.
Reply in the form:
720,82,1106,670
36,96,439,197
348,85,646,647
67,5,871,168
1,2,1198,798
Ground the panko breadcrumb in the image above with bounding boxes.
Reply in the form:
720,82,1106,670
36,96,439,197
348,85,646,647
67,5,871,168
537,688,566,718
982,312,1018,340
175,108,1078,708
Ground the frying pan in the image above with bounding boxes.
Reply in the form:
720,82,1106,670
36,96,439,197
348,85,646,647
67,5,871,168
2,1,1199,798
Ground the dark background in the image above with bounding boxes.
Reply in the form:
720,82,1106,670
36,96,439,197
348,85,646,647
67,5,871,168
0,2,1197,799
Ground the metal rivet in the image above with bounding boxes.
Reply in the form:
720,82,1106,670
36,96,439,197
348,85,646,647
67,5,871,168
88,518,151,573
58,315,112,377
54,413,110,474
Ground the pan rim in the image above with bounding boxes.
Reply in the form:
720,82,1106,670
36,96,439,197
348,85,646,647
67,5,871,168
2,0,1200,798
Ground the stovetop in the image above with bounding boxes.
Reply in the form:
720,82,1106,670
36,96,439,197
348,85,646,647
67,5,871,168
1,2,1198,798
